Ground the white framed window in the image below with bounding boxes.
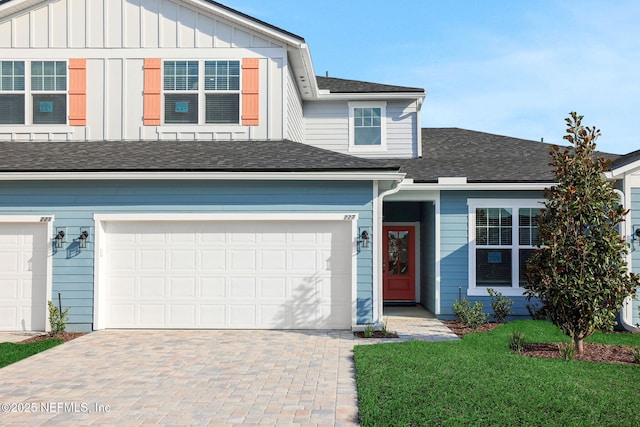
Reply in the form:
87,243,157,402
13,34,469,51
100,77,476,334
348,101,387,151
467,199,543,296
163,60,240,125
0,60,68,126
31,61,67,125
0,61,25,124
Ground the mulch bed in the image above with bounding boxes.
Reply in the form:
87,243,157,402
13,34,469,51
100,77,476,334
20,332,87,344
443,321,638,365
354,331,399,339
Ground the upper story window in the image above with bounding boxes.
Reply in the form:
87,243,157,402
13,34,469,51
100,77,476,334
163,60,240,125
0,61,25,124
348,101,387,151
0,60,67,125
468,199,543,296
31,61,67,124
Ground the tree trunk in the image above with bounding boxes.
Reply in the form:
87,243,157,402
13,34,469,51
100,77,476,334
574,337,584,354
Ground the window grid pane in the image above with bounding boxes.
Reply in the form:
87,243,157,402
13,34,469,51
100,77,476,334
0,61,25,91
204,60,240,91
476,208,512,246
164,61,199,91
518,208,541,246
31,61,66,92
354,107,382,145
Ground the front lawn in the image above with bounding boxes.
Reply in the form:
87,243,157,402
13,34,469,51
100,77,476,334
0,340,63,368
354,320,640,426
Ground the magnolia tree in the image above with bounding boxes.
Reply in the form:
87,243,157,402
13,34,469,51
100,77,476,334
525,112,639,354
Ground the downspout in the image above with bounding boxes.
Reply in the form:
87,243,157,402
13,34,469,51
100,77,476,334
373,178,404,326
615,188,640,332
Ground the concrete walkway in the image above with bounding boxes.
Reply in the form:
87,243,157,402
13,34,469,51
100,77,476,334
0,307,455,426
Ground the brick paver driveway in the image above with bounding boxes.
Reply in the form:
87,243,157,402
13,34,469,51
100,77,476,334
0,330,358,426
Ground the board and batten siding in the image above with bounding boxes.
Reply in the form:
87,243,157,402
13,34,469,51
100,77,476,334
286,66,304,143
303,100,419,159
0,0,288,142
630,187,640,326
0,180,375,331
439,191,544,318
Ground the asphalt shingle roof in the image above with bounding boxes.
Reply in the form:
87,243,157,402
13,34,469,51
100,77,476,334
316,76,424,94
0,140,396,173
394,128,620,183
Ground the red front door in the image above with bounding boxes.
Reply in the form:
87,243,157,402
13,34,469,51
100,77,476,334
383,226,416,301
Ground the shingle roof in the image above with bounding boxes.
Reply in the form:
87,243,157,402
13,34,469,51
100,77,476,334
611,149,640,170
0,140,397,173
316,76,424,94
393,128,620,183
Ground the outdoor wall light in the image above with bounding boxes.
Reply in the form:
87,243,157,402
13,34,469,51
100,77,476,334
54,230,65,248
360,230,371,248
78,230,89,249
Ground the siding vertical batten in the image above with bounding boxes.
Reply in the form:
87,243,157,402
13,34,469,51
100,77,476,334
143,58,161,126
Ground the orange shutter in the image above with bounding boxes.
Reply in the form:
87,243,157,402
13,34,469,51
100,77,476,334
242,58,259,126
143,58,161,126
68,58,86,126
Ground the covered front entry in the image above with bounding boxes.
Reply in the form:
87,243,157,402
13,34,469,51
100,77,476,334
383,225,416,301
95,214,355,330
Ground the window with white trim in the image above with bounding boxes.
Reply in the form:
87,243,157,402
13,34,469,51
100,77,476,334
163,60,240,125
0,60,68,125
348,101,386,151
468,200,542,296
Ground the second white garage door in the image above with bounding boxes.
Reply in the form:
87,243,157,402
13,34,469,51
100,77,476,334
101,219,353,329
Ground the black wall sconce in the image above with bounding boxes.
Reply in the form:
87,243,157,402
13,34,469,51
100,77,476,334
633,225,640,242
54,229,65,248
78,230,89,249
359,229,371,249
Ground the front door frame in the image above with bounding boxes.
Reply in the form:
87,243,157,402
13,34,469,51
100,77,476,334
382,222,420,302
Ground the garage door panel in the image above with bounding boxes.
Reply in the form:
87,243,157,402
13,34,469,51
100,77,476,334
103,220,352,329
200,250,225,270
200,277,226,297
169,277,196,297
0,223,47,331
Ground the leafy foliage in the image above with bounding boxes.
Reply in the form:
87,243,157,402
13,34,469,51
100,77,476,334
524,112,639,353
47,300,70,335
487,288,513,323
452,298,488,329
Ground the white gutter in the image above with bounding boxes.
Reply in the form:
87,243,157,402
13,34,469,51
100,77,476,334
317,92,426,102
0,171,405,181
373,178,404,326
396,181,554,191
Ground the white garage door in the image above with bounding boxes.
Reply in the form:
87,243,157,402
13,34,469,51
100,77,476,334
0,223,47,331
102,220,353,329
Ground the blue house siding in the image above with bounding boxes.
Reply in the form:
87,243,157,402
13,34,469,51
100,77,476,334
439,190,544,319
630,188,640,326
0,179,375,331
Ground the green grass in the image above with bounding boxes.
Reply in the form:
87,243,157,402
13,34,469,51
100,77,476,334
354,320,640,426
0,339,63,368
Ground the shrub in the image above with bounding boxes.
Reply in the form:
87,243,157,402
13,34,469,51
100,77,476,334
487,288,513,323
363,324,374,338
47,300,70,335
509,331,526,353
453,298,488,330
557,342,575,360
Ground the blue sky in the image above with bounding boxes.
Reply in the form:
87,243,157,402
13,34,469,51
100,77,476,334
222,0,640,155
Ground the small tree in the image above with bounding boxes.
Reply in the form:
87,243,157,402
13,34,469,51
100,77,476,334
525,112,639,354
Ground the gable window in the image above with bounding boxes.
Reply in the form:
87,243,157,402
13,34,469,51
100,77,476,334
163,60,240,125
348,101,387,151
31,61,67,124
0,61,25,124
468,199,542,296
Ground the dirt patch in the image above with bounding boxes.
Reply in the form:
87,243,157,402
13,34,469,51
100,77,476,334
443,321,638,365
521,342,637,365
442,321,502,337
20,332,87,344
